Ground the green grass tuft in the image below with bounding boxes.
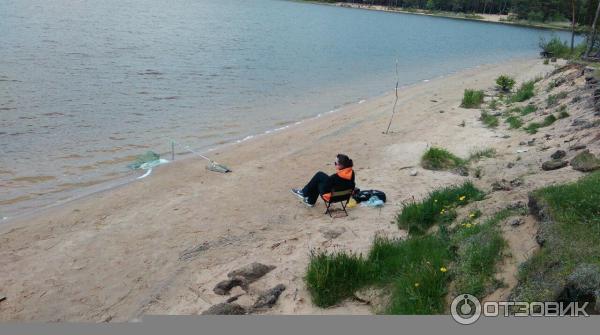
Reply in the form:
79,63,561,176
520,104,537,116
506,115,523,129
512,81,536,103
305,251,370,307
421,147,465,171
480,111,499,128
468,148,496,162
461,89,485,108
524,114,557,134
397,181,485,235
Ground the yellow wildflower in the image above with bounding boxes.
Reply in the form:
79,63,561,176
459,195,466,201
465,223,473,228
414,283,420,288
469,213,476,218
440,267,448,273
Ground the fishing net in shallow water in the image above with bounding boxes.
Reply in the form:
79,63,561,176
127,151,161,170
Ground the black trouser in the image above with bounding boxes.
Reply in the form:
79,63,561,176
302,171,331,205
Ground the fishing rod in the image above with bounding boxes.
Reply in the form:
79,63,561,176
168,138,232,173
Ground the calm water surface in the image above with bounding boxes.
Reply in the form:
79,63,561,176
0,0,576,217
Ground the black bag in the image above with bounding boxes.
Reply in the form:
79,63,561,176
353,189,387,203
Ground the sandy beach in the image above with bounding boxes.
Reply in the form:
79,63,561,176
323,2,573,31
0,58,568,321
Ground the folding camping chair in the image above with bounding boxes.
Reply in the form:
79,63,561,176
321,187,354,217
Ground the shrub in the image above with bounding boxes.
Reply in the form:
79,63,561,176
421,147,464,171
539,36,571,59
397,181,485,235
461,89,485,108
512,81,535,102
496,75,516,92
480,111,499,128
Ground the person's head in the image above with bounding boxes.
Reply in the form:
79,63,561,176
335,154,353,169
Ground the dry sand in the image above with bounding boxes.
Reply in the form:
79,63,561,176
0,58,574,321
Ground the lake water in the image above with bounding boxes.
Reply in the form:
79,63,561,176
0,0,576,218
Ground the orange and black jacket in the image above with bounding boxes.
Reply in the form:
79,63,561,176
321,167,355,201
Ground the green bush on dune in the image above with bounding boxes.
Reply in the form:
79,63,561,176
496,75,516,92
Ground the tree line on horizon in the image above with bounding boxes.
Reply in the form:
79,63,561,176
316,0,600,26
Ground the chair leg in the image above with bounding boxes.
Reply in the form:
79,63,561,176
341,200,349,217
324,202,332,217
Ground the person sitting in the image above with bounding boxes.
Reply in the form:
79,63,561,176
291,154,355,207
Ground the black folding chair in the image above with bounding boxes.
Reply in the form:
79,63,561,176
321,188,354,217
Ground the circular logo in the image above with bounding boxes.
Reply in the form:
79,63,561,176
451,294,482,325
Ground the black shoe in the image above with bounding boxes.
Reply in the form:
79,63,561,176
302,197,315,208
291,188,305,199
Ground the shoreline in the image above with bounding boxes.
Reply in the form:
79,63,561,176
300,1,576,32
1,57,557,320
0,54,535,223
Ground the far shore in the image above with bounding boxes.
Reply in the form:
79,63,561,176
301,1,576,32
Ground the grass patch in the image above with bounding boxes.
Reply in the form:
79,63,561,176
512,81,536,103
488,99,498,110
480,111,499,128
397,181,485,235
524,114,557,134
461,89,485,108
513,172,600,303
451,209,518,297
467,148,496,162
305,251,371,307
421,147,465,171
305,234,452,314
506,115,523,129
520,104,537,116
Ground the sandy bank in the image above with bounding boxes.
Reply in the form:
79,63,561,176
0,58,557,321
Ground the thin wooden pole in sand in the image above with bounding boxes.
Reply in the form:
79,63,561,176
171,141,175,161
385,59,399,135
